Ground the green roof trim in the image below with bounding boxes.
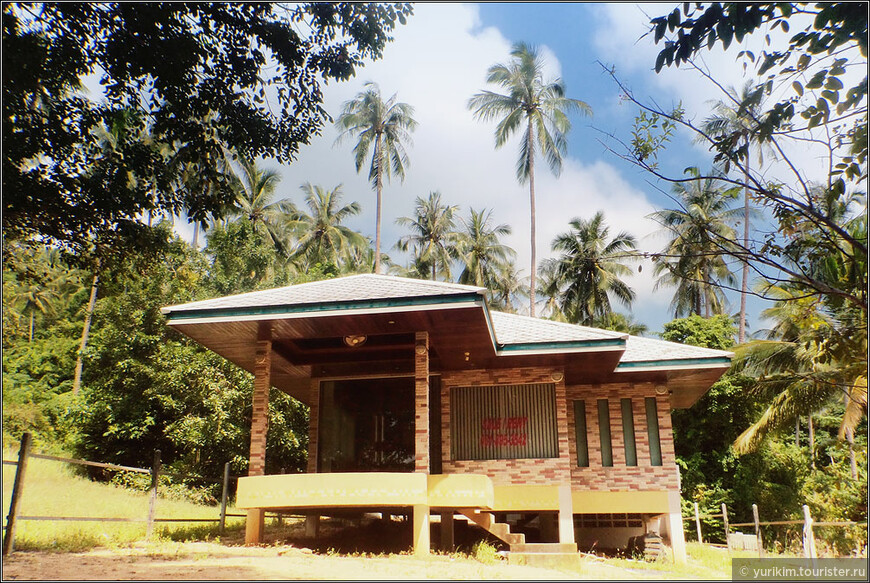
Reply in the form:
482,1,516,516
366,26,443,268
616,356,732,370
497,338,626,353
164,292,483,322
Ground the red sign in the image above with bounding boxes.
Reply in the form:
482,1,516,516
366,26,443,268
480,416,528,447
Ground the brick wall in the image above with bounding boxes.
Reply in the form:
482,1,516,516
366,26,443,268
439,369,679,491
306,378,320,474
440,367,573,486
248,339,272,476
566,383,679,491
414,331,430,473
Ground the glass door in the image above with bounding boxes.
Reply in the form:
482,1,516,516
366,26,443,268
317,377,414,472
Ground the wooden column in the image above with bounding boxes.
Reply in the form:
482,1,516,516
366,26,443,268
245,326,272,545
414,331,429,474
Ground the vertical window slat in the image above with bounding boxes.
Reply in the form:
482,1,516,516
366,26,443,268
574,400,589,467
645,397,662,466
597,399,613,467
621,398,637,466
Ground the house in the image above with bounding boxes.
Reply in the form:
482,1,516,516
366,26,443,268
161,274,733,562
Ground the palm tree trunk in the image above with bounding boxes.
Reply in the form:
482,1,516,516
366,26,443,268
527,120,537,318
374,135,383,274
193,222,200,249
845,426,858,480
73,272,99,396
808,414,815,470
795,417,800,447
28,311,34,343
739,153,750,343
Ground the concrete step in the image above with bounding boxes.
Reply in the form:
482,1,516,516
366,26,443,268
508,552,580,569
510,542,578,554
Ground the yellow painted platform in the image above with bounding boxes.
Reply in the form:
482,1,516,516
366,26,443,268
237,472,494,510
237,472,672,515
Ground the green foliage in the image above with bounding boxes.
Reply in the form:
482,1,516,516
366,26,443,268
3,2,412,260
470,540,500,564
204,219,292,296
660,314,736,350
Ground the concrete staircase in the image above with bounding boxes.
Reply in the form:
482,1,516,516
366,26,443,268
458,509,525,546
507,542,580,568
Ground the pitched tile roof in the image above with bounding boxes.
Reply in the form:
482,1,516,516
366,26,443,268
488,311,627,345
162,274,485,314
618,335,734,366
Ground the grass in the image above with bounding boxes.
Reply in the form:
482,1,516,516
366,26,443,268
1,449,244,552
595,542,772,579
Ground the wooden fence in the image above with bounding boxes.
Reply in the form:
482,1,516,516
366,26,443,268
684,500,866,558
2,432,290,555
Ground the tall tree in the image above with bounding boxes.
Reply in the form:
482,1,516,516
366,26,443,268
544,211,637,326
334,82,417,273
3,3,413,262
650,168,740,318
228,159,294,255
698,80,770,343
395,192,459,281
456,208,516,294
285,183,368,269
468,42,591,317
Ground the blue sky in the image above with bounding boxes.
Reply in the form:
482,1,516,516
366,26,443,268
173,3,836,336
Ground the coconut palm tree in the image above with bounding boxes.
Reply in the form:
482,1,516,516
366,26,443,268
650,167,740,318
285,183,368,269
335,82,418,274
455,208,516,293
229,159,294,254
468,42,591,317
488,263,529,313
395,192,460,281
698,80,770,342
544,211,637,326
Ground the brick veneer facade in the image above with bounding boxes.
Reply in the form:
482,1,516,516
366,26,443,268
439,367,679,492
414,331,430,473
248,339,272,476
303,364,679,494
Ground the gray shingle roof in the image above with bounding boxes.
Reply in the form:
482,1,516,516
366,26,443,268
619,335,734,365
488,311,627,345
162,274,485,314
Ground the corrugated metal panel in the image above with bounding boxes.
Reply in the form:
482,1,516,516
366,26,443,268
451,383,557,460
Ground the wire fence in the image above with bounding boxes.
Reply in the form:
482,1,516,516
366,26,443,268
2,432,293,555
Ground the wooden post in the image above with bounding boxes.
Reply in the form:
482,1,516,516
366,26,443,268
219,462,230,535
752,503,763,558
802,505,817,559
146,450,161,540
3,433,31,555
721,503,730,553
694,502,703,544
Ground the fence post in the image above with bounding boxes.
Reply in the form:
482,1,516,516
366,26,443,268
3,433,32,556
219,462,230,535
694,502,703,544
752,503,764,558
722,503,730,553
146,450,161,540
802,505,817,559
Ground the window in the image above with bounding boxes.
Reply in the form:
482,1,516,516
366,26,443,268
645,397,663,466
597,399,613,467
451,383,558,460
621,398,637,466
573,400,589,467
577,513,643,528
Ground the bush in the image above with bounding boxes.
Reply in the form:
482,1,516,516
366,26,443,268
110,470,220,506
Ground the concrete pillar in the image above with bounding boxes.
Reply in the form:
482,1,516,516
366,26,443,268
413,504,430,556
245,328,272,545
440,511,454,551
667,491,687,564
558,484,576,545
305,514,320,538
414,332,429,474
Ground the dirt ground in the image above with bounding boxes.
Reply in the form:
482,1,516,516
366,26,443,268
0,540,666,581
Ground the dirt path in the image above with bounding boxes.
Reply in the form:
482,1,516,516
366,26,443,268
1,541,664,580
